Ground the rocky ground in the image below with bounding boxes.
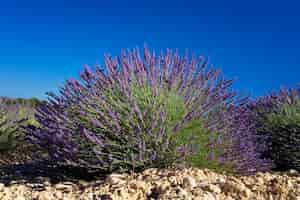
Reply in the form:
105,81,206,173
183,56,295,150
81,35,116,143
0,163,299,200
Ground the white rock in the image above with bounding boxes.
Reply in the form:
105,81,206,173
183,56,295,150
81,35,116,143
289,169,298,175
158,181,171,192
207,184,222,194
106,174,127,185
38,191,54,200
14,196,26,200
0,183,4,192
201,192,216,200
53,190,63,199
183,176,197,189
177,188,189,197
55,183,73,191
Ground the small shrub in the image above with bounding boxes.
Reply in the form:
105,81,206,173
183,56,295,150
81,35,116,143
0,104,19,152
249,86,300,171
0,99,41,165
219,104,273,174
0,119,18,152
27,46,269,174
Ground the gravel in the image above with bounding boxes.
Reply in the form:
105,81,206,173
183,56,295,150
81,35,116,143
0,164,299,200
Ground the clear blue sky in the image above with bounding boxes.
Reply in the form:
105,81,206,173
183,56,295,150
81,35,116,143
0,0,299,99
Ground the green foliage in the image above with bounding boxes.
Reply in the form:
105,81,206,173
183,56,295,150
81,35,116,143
71,79,232,172
0,111,19,152
130,82,233,172
263,101,300,170
171,119,234,173
0,98,39,157
131,81,186,132
266,101,300,125
26,118,39,127
1,97,41,107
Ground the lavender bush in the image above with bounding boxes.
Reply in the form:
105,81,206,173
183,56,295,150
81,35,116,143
249,85,300,171
27,47,270,174
218,103,273,174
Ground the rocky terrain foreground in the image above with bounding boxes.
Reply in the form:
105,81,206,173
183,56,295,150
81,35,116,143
0,167,299,200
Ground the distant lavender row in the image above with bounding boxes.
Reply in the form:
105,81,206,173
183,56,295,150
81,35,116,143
26,46,272,174
0,100,20,151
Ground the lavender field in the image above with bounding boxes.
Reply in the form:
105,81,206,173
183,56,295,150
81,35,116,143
1,0,300,199
0,47,299,200
1,47,299,173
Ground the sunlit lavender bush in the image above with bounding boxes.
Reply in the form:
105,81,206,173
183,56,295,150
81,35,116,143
27,46,270,174
249,85,300,171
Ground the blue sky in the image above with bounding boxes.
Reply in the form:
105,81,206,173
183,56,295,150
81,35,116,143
0,0,299,99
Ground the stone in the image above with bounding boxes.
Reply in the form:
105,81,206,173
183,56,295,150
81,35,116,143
242,188,252,198
158,181,170,192
14,196,26,200
216,177,226,183
1,168,300,199
143,168,158,175
206,184,222,194
176,188,189,198
289,169,298,175
201,192,216,200
169,176,179,186
183,176,197,189
38,191,54,200
0,183,4,192
55,183,73,192
106,174,127,185
26,183,46,191
128,180,147,192
98,194,113,200
53,190,63,199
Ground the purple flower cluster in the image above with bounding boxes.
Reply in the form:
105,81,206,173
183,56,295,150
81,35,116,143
249,85,300,115
217,103,273,174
